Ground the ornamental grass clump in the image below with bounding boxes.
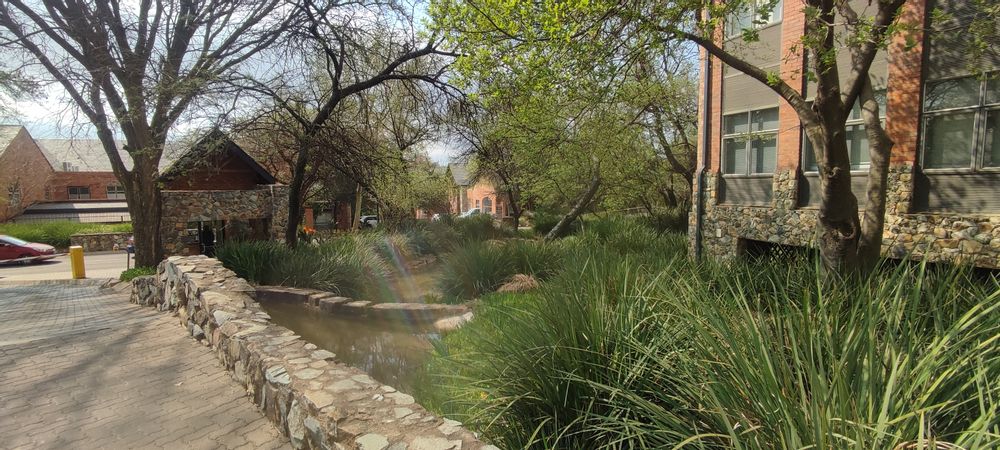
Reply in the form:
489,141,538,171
422,235,1000,449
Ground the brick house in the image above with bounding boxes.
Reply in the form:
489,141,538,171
447,163,511,217
689,0,1000,268
0,125,54,221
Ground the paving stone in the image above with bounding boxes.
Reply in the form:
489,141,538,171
0,283,290,449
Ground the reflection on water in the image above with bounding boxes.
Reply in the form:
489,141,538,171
261,300,437,393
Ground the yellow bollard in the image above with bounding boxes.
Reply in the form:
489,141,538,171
69,245,86,279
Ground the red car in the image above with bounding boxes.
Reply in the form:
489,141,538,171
0,235,58,263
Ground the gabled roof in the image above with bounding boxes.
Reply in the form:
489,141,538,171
35,138,182,172
0,125,25,158
158,129,276,184
449,163,470,186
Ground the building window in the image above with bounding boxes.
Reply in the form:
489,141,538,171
804,91,888,172
7,183,21,208
482,197,492,214
107,185,126,199
722,107,779,175
922,73,1000,170
68,186,91,200
726,0,783,38
475,199,480,209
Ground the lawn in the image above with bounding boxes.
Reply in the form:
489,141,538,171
0,221,132,249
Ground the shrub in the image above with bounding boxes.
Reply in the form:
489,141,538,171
0,221,132,248
421,240,1000,449
119,266,155,282
531,210,580,237
438,242,515,302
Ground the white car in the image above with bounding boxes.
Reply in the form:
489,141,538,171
359,215,379,228
458,208,481,218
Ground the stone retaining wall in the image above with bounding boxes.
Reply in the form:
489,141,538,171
131,255,492,450
69,232,131,252
691,166,1000,268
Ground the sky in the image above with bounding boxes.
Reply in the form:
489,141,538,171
3,85,461,166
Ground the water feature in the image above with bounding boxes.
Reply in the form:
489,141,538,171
260,300,439,394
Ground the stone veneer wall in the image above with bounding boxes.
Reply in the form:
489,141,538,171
691,165,1000,269
130,255,493,450
69,232,131,252
160,185,289,256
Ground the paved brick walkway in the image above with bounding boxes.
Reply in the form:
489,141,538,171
0,281,290,450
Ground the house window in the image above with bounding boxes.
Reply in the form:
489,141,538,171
475,199,480,209
922,73,1000,169
107,185,126,199
7,183,21,208
726,0,783,38
68,186,91,200
482,197,492,214
722,107,779,175
804,91,888,172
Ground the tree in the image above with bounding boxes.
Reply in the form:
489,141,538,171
240,0,457,245
430,0,922,274
0,0,288,265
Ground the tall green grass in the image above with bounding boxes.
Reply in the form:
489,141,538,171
0,221,132,248
421,224,1000,449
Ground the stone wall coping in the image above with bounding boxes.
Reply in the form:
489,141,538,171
130,255,492,450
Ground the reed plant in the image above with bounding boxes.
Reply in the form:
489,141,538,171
422,233,1000,449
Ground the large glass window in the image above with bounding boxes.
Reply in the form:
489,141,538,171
803,92,888,172
106,185,126,200
722,107,779,175
68,186,90,200
922,73,1000,170
726,0,783,37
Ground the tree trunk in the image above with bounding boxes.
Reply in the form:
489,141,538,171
857,78,893,271
545,170,601,241
807,113,862,274
352,184,363,230
285,140,311,246
505,187,521,228
125,162,163,267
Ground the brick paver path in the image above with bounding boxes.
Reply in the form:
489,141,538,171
0,281,290,450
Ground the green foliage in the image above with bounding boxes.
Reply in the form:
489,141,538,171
119,266,155,282
0,221,132,248
422,235,1000,448
437,238,565,302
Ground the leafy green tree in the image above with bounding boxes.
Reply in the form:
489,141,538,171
430,0,919,273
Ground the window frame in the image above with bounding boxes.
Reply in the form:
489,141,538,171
725,0,783,39
721,106,780,177
106,184,126,200
801,92,888,174
920,72,1000,173
68,186,91,200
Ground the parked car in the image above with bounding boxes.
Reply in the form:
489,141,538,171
0,235,58,263
458,208,482,218
360,215,379,228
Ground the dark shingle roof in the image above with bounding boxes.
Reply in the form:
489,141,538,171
449,163,470,186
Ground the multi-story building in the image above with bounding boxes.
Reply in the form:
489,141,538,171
447,163,511,218
689,0,1000,268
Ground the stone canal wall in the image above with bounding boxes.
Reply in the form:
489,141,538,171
69,232,131,252
130,255,492,450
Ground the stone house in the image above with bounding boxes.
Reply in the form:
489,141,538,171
688,0,1000,268
447,163,511,217
158,131,288,256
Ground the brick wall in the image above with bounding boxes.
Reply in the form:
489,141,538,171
48,172,122,201
0,129,54,221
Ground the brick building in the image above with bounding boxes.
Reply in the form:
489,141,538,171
447,163,511,217
689,0,1000,268
0,125,54,221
